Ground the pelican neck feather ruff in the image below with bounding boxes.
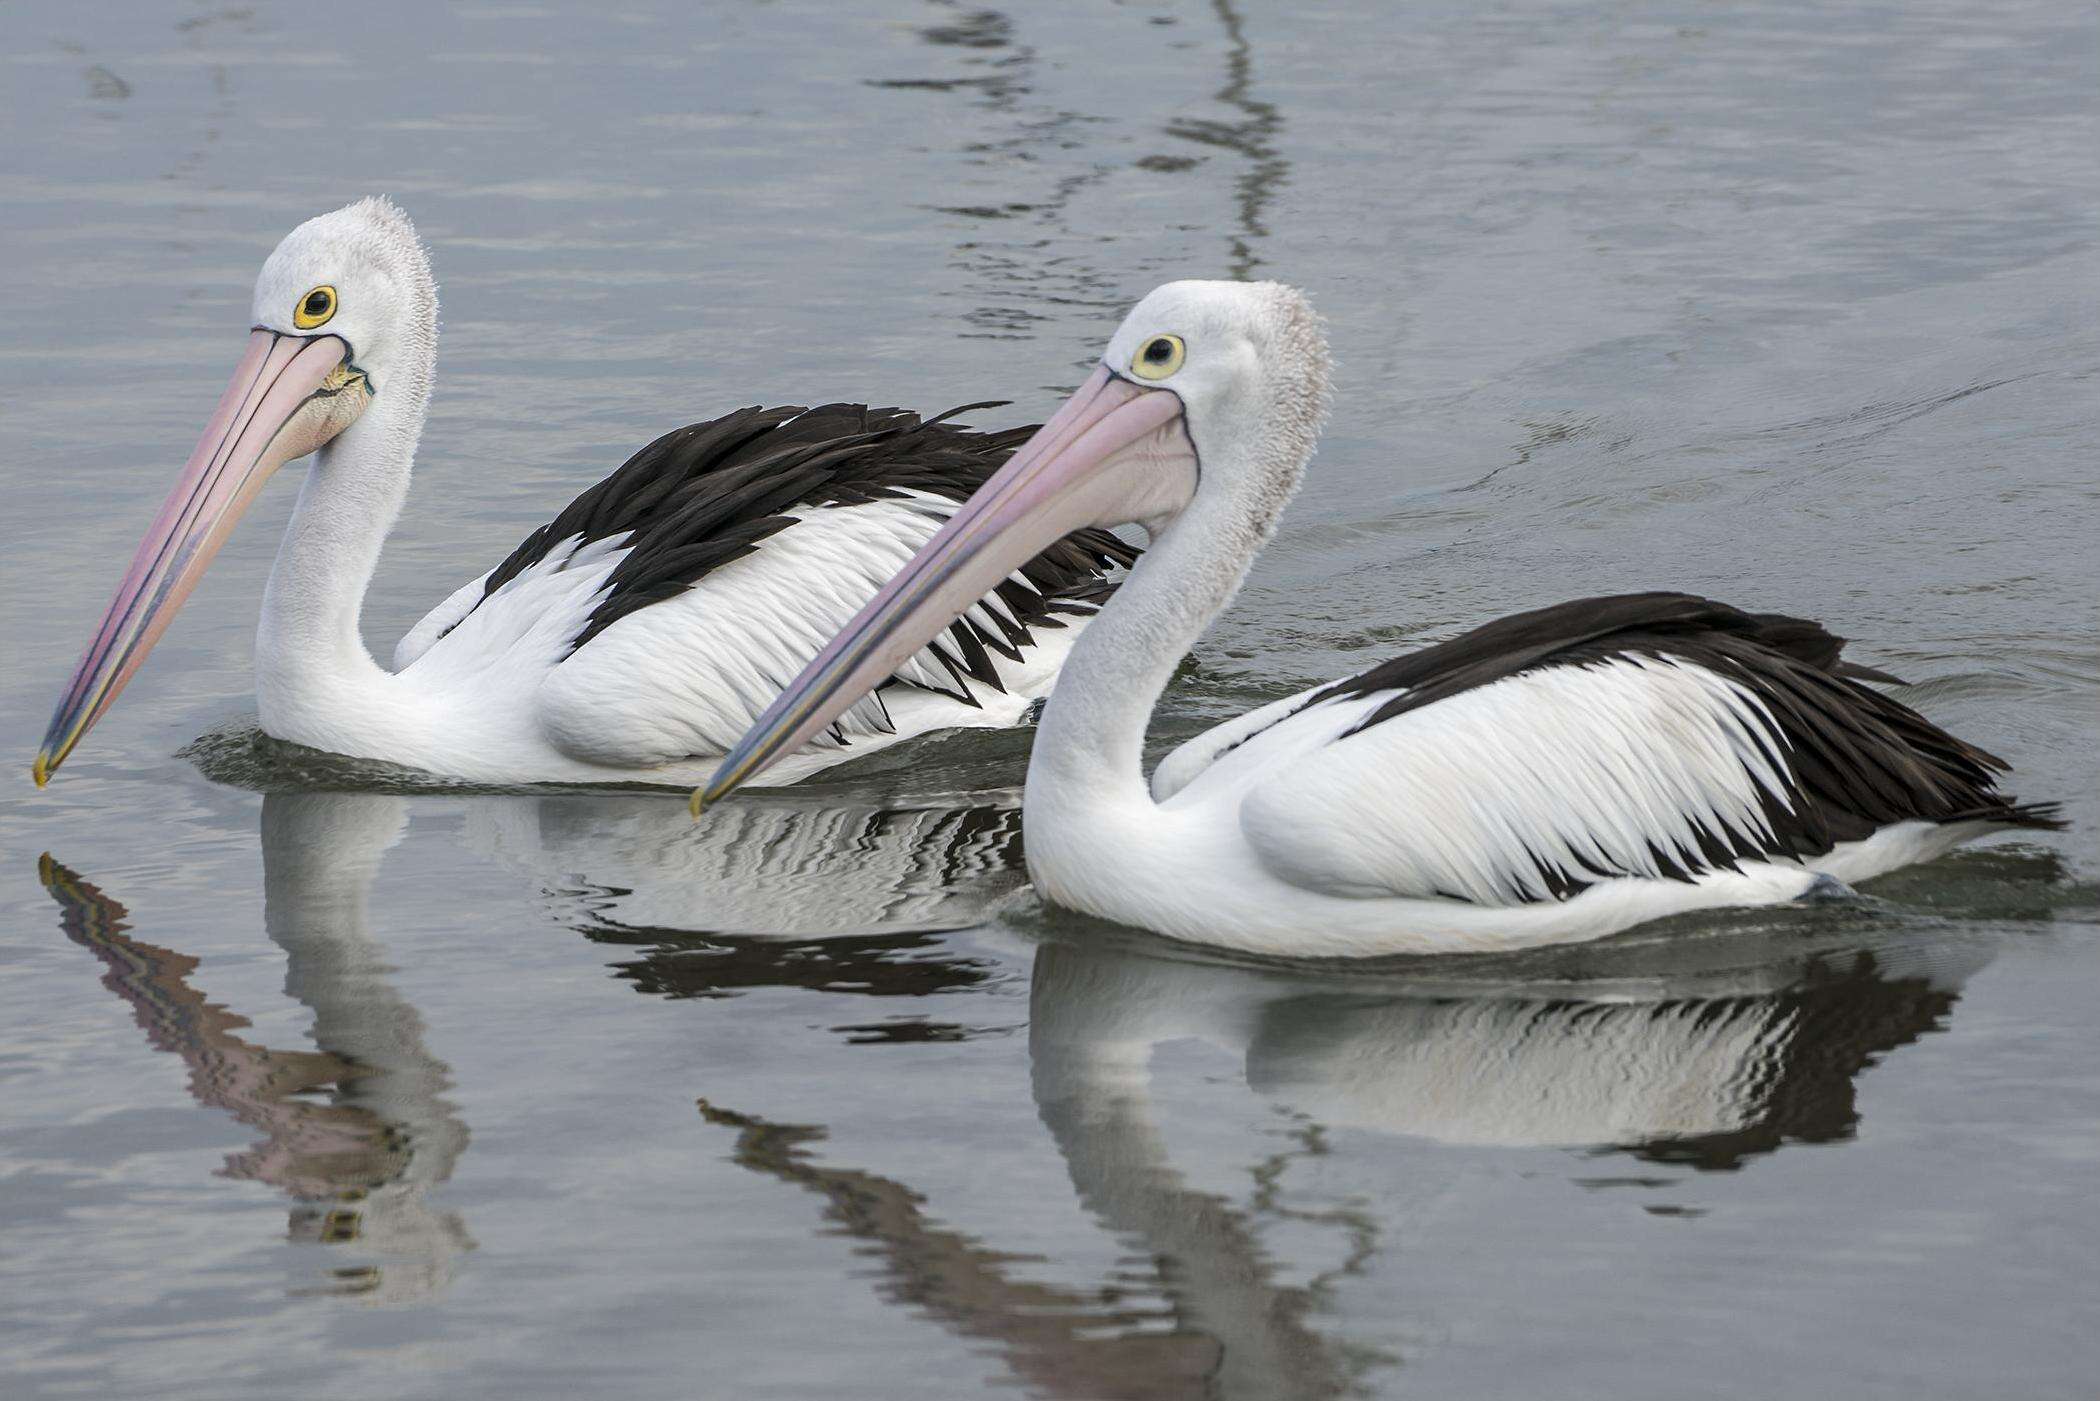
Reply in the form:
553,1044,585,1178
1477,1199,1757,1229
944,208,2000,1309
698,279,2060,957
35,196,1135,789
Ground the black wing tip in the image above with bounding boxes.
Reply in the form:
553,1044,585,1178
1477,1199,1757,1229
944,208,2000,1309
1836,659,1908,687
1963,799,2067,833
919,399,1016,427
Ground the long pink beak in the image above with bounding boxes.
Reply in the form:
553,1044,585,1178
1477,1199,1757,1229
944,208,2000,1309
33,330,354,787
692,366,1192,812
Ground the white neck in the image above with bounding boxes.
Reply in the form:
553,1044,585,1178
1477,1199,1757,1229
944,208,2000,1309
1029,502,1253,804
254,347,432,742
1022,477,1273,903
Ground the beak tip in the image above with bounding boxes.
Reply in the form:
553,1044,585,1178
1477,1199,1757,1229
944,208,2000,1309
31,753,51,789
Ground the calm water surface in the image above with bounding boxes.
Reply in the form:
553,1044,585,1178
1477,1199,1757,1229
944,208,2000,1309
2,2,2096,1397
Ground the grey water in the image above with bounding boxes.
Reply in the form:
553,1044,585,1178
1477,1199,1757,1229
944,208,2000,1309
2,1,2096,1396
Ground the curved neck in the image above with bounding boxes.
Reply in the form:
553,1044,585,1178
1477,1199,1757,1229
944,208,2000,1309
1026,489,1264,816
255,351,432,727
1020,371,1318,921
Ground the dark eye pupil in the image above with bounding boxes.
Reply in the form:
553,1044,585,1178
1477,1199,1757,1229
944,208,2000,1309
305,291,329,315
1145,339,1172,362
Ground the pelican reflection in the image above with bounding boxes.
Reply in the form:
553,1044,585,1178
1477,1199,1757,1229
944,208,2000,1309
37,771,2020,1374
1030,927,1991,1167
38,792,469,1301
697,918,1992,1398
34,785,1028,1303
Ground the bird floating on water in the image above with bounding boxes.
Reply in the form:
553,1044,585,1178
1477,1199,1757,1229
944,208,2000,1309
33,198,1132,789
698,280,2060,956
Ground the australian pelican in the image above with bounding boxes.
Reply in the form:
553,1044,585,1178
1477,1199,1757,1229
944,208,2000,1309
698,280,2060,956
33,198,1132,789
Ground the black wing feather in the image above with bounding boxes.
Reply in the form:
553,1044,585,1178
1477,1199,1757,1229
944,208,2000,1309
461,403,1139,662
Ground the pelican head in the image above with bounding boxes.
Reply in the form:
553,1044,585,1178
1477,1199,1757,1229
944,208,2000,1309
34,196,435,786
695,279,1332,808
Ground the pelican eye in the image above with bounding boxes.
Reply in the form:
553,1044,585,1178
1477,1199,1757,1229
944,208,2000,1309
1130,333,1186,381
293,285,337,330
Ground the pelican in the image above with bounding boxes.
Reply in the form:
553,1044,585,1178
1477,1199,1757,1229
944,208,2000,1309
699,280,2062,956
33,197,1133,789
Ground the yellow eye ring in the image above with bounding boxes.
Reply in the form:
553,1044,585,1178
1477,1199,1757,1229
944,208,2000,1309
1130,333,1185,381
293,285,337,330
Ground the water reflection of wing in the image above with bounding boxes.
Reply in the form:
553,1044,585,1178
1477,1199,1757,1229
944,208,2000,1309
1029,931,1992,1166
463,794,1025,938
37,792,471,1302
462,793,1025,1016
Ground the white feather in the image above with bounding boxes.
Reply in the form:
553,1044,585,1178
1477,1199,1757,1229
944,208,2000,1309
1235,656,1798,905
1148,682,1330,802
392,570,491,670
535,497,1068,768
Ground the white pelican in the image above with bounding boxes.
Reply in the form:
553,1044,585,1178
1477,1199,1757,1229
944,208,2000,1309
698,280,2062,956
33,197,1133,789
